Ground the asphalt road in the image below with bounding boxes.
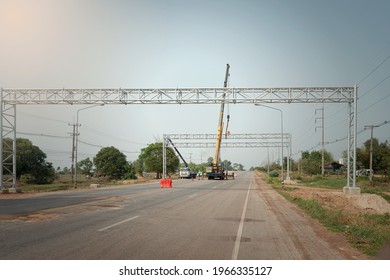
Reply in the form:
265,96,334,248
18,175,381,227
0,172,361,259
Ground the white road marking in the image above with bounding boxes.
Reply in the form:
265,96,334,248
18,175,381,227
188,194,197,198
231,175,252,260
97,215,139,232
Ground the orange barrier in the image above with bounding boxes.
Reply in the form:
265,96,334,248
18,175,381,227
160,179,172,188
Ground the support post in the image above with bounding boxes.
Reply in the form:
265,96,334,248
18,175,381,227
344,85,360,194
286,134,291,181
12,100,17,190
364,125,378,182
0,88,19,192
163,134,167,179
0,88,3,190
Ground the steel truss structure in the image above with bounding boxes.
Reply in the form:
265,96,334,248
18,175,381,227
162,133,292,180
0,87,358,192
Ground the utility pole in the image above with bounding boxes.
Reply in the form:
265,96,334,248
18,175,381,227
267,147,270,175
364,125,379,182
68,123,80,188
315,106,325,175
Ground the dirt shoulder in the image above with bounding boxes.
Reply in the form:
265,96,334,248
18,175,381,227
279,179,390,259
287,184,390,215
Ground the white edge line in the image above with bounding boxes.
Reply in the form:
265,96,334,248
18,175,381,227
231,175,252,260
97,215,139,232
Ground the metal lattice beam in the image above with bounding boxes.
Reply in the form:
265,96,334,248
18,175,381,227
1,87,354,105
1,86,357,192
165,133,290,141
164,142,289,148
163,133,293,180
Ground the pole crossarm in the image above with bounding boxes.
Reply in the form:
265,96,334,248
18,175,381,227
1,87,354,105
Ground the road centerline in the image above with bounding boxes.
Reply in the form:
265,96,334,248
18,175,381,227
231,174,252,260
97,215,139,232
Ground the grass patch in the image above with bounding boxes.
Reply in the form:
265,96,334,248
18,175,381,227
346,213,390,255
281,192,345,232
278,188,390,256
299,175,346,189
260,171,390,256
16,173,110,193
360,184,390,203
19,183,72,192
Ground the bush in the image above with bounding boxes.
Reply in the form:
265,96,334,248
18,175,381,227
269,171,279,177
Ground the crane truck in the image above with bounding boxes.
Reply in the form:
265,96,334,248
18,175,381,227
206,64,230,180
167,137,197,179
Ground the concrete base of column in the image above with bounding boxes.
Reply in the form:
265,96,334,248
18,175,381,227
343,186,361,195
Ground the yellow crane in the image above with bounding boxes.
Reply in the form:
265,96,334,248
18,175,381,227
207,63,230,180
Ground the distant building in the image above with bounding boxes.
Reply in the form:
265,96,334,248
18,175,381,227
325,162,344,174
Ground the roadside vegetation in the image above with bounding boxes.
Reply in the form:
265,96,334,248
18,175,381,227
265,173,390,257
253,137,390,257
3,138,244,192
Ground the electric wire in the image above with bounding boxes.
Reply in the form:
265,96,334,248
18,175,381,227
357,54,390,85
16,131,140,156
292,120,389,156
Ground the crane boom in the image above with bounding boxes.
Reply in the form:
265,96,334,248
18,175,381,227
213,63,230,167
168,137,197,179
167,137,188,167
207,64,230,180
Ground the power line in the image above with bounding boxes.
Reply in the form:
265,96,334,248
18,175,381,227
359,92,390,114
357,54,390,85
18,111,69,124
293,120,389,157
82,125,144,146
78,139,139,154
359,73,390,99
16,131,70,139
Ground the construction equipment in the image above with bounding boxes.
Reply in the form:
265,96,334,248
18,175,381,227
207,64,230,180
167,137,197,179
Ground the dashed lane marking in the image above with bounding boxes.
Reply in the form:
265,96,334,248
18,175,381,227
97,215,139,232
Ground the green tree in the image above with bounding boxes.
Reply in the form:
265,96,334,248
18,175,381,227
132,159,144,176
77,157,94,176
138,142,179,178
124,161,137,179
2,138,56,184
359,138,390,172
233,163,245,171
93,146,128,179
222,159,232,170
62,166,71,174
300,150,333,175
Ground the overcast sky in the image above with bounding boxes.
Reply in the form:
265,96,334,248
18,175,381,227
0,0,389,170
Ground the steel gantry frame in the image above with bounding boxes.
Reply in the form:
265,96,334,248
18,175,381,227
162,133,292,180
0,86,358,193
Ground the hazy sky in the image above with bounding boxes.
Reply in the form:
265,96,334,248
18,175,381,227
0,0,389,169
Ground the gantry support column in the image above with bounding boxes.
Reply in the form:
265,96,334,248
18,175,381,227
1,88,19,192
344,85,360,194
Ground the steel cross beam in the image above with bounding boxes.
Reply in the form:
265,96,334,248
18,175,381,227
162,133,292,180
1,86,357,192
166,142,289,148
165,133,290,141
1,87,354,105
